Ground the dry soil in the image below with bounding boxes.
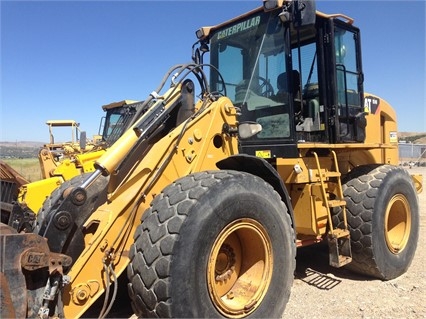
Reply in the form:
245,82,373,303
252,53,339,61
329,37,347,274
283,166,426,319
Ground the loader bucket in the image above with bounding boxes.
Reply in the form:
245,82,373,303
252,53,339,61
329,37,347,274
0,223,72,318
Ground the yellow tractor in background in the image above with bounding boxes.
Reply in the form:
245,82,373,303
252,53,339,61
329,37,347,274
39,100,144,182
0,1,422,318
0,99,142,228
37,119,102,181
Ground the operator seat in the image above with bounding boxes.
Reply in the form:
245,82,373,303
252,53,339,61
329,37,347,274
274,70,301,112
235,79,262,103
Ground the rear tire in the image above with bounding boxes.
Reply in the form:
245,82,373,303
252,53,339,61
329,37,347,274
34,173,90,234
339,165,419,280
127,170,295,318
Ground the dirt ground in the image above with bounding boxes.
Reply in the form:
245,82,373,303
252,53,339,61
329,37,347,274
114,167,425,319
283,166,426,319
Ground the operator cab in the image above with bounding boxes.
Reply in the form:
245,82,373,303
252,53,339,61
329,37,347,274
100,100,143,146
196,1,366,158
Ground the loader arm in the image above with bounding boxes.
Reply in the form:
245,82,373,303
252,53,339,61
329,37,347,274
1,63,239,318
63,94,238,318
56,64,238,318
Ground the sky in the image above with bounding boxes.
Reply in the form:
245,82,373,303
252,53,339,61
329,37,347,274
1,0,425,142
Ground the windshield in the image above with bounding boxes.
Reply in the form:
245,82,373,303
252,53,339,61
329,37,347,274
209,10,292,140
103,106,137,145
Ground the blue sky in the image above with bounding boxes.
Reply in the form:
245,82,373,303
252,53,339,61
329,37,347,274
1,0,425,142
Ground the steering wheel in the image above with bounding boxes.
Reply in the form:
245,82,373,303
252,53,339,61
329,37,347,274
256,76,274,98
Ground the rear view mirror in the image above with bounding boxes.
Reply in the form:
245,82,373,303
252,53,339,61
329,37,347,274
294,0,316,27
80,131,87,150
277,0,316,26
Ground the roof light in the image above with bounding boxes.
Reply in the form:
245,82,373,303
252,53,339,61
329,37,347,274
263,0,286,11
195,27,212,40
195,28,204,39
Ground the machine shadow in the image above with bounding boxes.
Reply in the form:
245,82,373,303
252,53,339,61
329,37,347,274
294,242,376,290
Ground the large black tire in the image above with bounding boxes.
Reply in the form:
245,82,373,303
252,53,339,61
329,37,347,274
34,172,108,271
338,165,419,280
127,170,295,318
34,172,108,235
34,173,90,234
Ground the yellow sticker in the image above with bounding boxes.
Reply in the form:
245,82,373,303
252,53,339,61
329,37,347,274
256,150,271,158
389,131,398,143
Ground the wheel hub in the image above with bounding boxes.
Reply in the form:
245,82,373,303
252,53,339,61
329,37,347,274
215,244,236,282
207,218,273,318
385,194,411,254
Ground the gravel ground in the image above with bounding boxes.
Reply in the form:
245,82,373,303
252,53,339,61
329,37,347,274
283,166,426,319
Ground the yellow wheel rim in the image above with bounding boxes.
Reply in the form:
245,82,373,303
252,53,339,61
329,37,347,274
385,194,411,254
207,218,273,318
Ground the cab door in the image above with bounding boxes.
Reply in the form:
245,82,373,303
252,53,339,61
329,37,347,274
324,19,365,143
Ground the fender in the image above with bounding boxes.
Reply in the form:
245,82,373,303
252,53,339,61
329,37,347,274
216,154,295,228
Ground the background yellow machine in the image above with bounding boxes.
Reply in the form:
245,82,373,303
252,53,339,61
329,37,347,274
0,1,421,318
0,100,142,226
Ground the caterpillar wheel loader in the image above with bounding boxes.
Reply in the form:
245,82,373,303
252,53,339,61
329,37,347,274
0,99,142,229
1,1,422,318
37,99,141,183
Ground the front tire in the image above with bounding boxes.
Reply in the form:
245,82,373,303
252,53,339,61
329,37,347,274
341,165,419,280
127,170,295,318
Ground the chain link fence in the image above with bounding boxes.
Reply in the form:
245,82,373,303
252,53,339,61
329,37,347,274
399,143,426,167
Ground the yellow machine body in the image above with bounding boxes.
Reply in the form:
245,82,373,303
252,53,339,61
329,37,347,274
0,2,422,319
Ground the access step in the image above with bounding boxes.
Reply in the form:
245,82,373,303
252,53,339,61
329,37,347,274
327,199,346,208
328,228,352,267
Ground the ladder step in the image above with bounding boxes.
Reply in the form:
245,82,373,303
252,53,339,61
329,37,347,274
324,171,341,178
330,228,350,239
313,171,341,179
328,230,352,267
311,151,352,268
334,255,352,267
328,199,346,208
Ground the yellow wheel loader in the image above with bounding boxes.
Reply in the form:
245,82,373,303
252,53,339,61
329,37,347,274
38,100,141,180
0,100,142,229
1,1,422,318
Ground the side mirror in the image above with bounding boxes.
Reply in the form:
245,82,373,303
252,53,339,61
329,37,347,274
192,48,201,64
294,0,316,27
278,0,316,27
80,131,87,150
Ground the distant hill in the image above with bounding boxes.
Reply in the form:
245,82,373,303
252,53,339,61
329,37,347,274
398,132,426,144
0,141,44,148
0,141,43,158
